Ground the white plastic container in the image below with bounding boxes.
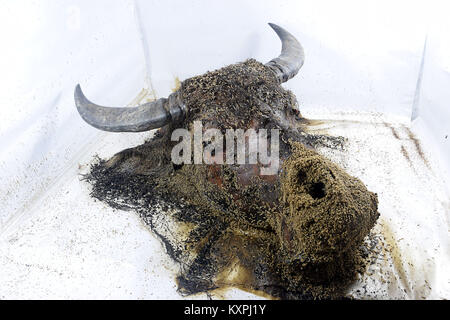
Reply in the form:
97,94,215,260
0,0,448,299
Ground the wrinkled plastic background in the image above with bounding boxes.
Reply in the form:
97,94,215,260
0,0,448,299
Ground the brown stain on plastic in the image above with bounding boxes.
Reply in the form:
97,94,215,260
390,126,400,140
404,127,430,169
213,259,279,300
400,146,412,166
172,76,182,93
379,219,411,295
383,122,400,140
384,123,430,171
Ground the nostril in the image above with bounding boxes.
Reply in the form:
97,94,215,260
297,170,326,199
308,182,325,199
297,170,307,183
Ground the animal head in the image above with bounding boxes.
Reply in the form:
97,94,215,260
74,23,304,132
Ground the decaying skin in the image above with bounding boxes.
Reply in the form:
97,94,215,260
77,24,379,299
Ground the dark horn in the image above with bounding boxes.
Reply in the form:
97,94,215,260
266,23,305,83
74,84,186,132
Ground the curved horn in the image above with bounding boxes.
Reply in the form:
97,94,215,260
74,84,186,132
266,23,305,83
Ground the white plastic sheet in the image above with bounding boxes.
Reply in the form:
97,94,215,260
0,0,448,299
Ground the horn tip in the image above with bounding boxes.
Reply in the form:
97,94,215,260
74,84,83,101
74,84,89,114
268,22,281,32
268,23,287,40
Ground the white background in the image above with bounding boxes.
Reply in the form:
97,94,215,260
0,0,448,299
